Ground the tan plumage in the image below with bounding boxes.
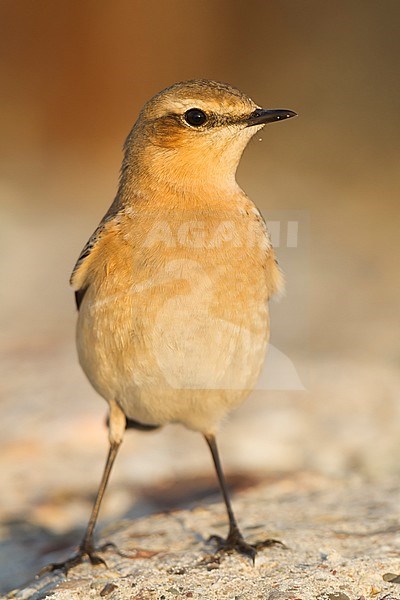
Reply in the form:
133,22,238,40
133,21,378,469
46,80,295,572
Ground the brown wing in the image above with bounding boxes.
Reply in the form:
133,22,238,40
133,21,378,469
70,196,123,310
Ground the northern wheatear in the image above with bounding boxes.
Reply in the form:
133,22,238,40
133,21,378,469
46,80,296,571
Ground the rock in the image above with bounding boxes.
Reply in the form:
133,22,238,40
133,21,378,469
5,474,400,599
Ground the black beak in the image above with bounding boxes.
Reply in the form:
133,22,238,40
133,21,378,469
246,108,297,127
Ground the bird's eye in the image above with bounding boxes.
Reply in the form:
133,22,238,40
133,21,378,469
184,108,207,127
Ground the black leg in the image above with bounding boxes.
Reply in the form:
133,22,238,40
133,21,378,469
40,441,121,574
204,433,282,562
79,442,120,556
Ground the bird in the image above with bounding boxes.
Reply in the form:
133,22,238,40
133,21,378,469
46,79,296,572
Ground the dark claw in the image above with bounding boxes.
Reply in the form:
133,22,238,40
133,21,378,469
88,553,108,567
99,541,118,552
38,543,110,576
208,533,256,561
253,538,285,550
208,529,285,563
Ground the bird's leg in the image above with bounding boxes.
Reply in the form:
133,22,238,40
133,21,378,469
204,433,256,560
204,433,282,562
40,400,126,574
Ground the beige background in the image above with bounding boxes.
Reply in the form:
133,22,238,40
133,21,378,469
0,0,399,592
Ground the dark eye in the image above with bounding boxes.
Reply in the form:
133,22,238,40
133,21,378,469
184,108,207,127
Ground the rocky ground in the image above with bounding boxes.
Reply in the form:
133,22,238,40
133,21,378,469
1,336,400,598
6,473,400,600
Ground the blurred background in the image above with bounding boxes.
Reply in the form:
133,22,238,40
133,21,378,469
0,0,399,591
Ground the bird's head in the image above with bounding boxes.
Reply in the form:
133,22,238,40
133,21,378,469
122,80,296,195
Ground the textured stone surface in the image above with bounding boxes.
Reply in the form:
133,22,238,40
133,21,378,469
2,336,400,598
6,474,400,600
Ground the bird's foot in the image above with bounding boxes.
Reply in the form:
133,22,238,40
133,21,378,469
209,527,284,563
38,541,115,576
